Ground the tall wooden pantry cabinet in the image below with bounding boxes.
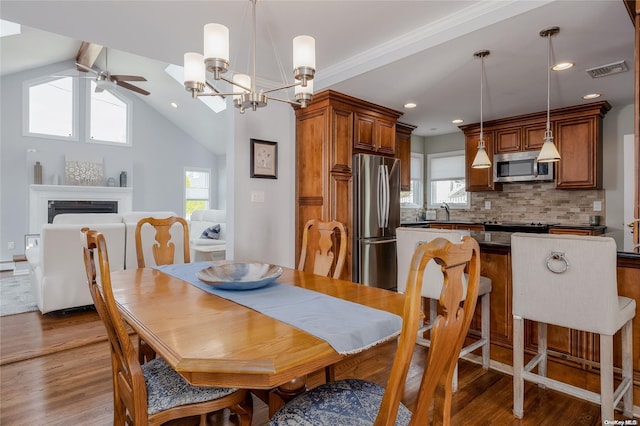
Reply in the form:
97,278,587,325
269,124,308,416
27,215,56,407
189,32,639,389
295,90,404,281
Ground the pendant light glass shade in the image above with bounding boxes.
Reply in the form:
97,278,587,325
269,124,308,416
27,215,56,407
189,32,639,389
537,27,561,163
471,50,491,169
472,142,491,168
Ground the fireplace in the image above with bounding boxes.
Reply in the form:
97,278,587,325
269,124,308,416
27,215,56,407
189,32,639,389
48,200,119,223
29,184,132,233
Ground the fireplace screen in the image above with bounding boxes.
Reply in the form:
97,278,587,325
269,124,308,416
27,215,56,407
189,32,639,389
48,200,118,223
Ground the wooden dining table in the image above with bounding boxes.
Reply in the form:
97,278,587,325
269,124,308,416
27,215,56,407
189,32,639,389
109,263,406,415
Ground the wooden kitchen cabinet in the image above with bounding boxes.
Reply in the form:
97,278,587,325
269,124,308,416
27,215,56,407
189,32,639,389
494,127,521,154
396,122,416,192
461,101,610,191
295,90,402,281
355,112,397,155
554,112,606,189
549,227,599,236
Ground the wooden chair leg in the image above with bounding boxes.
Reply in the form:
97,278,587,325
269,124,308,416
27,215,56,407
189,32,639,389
513,316,524,419
600,334,614,422
621,320,634,417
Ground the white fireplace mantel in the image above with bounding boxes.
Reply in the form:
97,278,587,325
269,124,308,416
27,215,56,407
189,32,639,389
29,184,133,233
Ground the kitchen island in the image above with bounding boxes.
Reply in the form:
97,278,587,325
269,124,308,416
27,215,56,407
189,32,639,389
450,230,640,408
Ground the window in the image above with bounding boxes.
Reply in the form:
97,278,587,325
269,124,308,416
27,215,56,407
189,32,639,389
24,75,77,140
88,80,131,145
400,153,423,208
427,150,469,208
184,168,210,219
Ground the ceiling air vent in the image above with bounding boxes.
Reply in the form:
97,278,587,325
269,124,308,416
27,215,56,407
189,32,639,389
585,60,628,78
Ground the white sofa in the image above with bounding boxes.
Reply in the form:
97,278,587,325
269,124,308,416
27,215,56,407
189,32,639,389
25,211,179,314
189,209,227,261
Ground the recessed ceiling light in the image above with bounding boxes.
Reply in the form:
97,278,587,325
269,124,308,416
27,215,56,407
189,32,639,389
170,102,178,108
451,119,464,124
552,62,574,71
403,102,417,109
582,93,601,100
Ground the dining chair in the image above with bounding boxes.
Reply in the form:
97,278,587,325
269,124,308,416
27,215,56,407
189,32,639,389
271,236,481,426
81,228,253,426
135,216,191,363
511,233,635,422
297,219,347,279
396,227,492,392
135,216,190,268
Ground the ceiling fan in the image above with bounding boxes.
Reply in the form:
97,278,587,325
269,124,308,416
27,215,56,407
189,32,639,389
75,42,150,96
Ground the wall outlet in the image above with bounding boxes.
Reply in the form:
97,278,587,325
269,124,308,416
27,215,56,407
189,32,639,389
593,201,602,212
250,190,265,203
7,241,15,250
485,201,491,210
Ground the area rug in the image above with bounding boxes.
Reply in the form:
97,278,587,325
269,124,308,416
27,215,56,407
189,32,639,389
0,274,38,316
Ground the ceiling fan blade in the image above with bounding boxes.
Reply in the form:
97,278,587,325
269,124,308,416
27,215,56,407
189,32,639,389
111,75,147,82
116,81,150,96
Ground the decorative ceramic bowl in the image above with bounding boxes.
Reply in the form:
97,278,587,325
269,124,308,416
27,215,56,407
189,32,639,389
197,262,283,290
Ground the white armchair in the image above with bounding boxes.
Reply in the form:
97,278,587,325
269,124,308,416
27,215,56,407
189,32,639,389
26,217,125,314
189,209,226,261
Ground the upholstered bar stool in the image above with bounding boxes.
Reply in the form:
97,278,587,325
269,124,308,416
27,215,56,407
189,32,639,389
511,233,635,422
397,227,492,391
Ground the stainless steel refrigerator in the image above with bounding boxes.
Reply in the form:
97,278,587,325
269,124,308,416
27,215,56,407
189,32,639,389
352,153,401,290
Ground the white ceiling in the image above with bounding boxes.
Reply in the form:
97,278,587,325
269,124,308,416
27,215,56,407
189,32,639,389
0,1,634,155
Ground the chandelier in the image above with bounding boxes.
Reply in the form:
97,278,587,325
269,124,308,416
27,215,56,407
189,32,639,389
537,26,561,162
183,0,316,113
471,50,491,169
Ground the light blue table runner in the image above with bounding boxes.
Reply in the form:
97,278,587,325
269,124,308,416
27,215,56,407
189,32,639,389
155,262,402,355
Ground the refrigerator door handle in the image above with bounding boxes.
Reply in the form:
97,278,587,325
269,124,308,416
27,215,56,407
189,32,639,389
377,165,384,229
383,164,390,228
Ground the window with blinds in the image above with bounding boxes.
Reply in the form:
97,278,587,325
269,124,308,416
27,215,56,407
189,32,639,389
427,150,469,208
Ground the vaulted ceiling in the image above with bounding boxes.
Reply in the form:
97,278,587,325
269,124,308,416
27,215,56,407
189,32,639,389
1,1,634,155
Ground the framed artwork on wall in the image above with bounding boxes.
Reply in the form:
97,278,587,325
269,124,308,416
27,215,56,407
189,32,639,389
250,139,278,179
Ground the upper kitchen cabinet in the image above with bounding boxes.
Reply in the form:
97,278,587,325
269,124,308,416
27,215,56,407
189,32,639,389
461,100,610,191
463,130,501,192
354,112,401,156
554,102,610,189
294,90,402,281
396,122,416,191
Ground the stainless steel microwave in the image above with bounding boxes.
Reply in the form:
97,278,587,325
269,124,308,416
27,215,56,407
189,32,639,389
493,150,554,183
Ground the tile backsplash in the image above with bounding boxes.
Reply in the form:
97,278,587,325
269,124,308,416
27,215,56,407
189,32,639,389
401,182,605,225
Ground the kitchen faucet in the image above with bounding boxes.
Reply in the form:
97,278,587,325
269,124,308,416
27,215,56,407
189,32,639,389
441,202,450,221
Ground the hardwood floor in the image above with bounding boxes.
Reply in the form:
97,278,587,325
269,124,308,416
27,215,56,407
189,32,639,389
0,303,633,425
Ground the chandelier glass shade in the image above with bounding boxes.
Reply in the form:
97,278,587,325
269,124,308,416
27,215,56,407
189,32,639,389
471,50,491,169
183,0,316,113
537,27,561,163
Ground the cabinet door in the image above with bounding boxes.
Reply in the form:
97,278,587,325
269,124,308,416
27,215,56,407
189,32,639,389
331,107,353,173
396,130,411,191
376,118,396,155
522,122,546,151
354,113,376,152
554,116,601,189
465,131,499,191
494,127,521,154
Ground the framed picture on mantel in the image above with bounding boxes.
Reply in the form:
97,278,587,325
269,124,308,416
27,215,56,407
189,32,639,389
250,139,277,179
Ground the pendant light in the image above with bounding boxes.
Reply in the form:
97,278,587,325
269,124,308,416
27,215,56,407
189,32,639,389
471,50,491,169
537,27,561,163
